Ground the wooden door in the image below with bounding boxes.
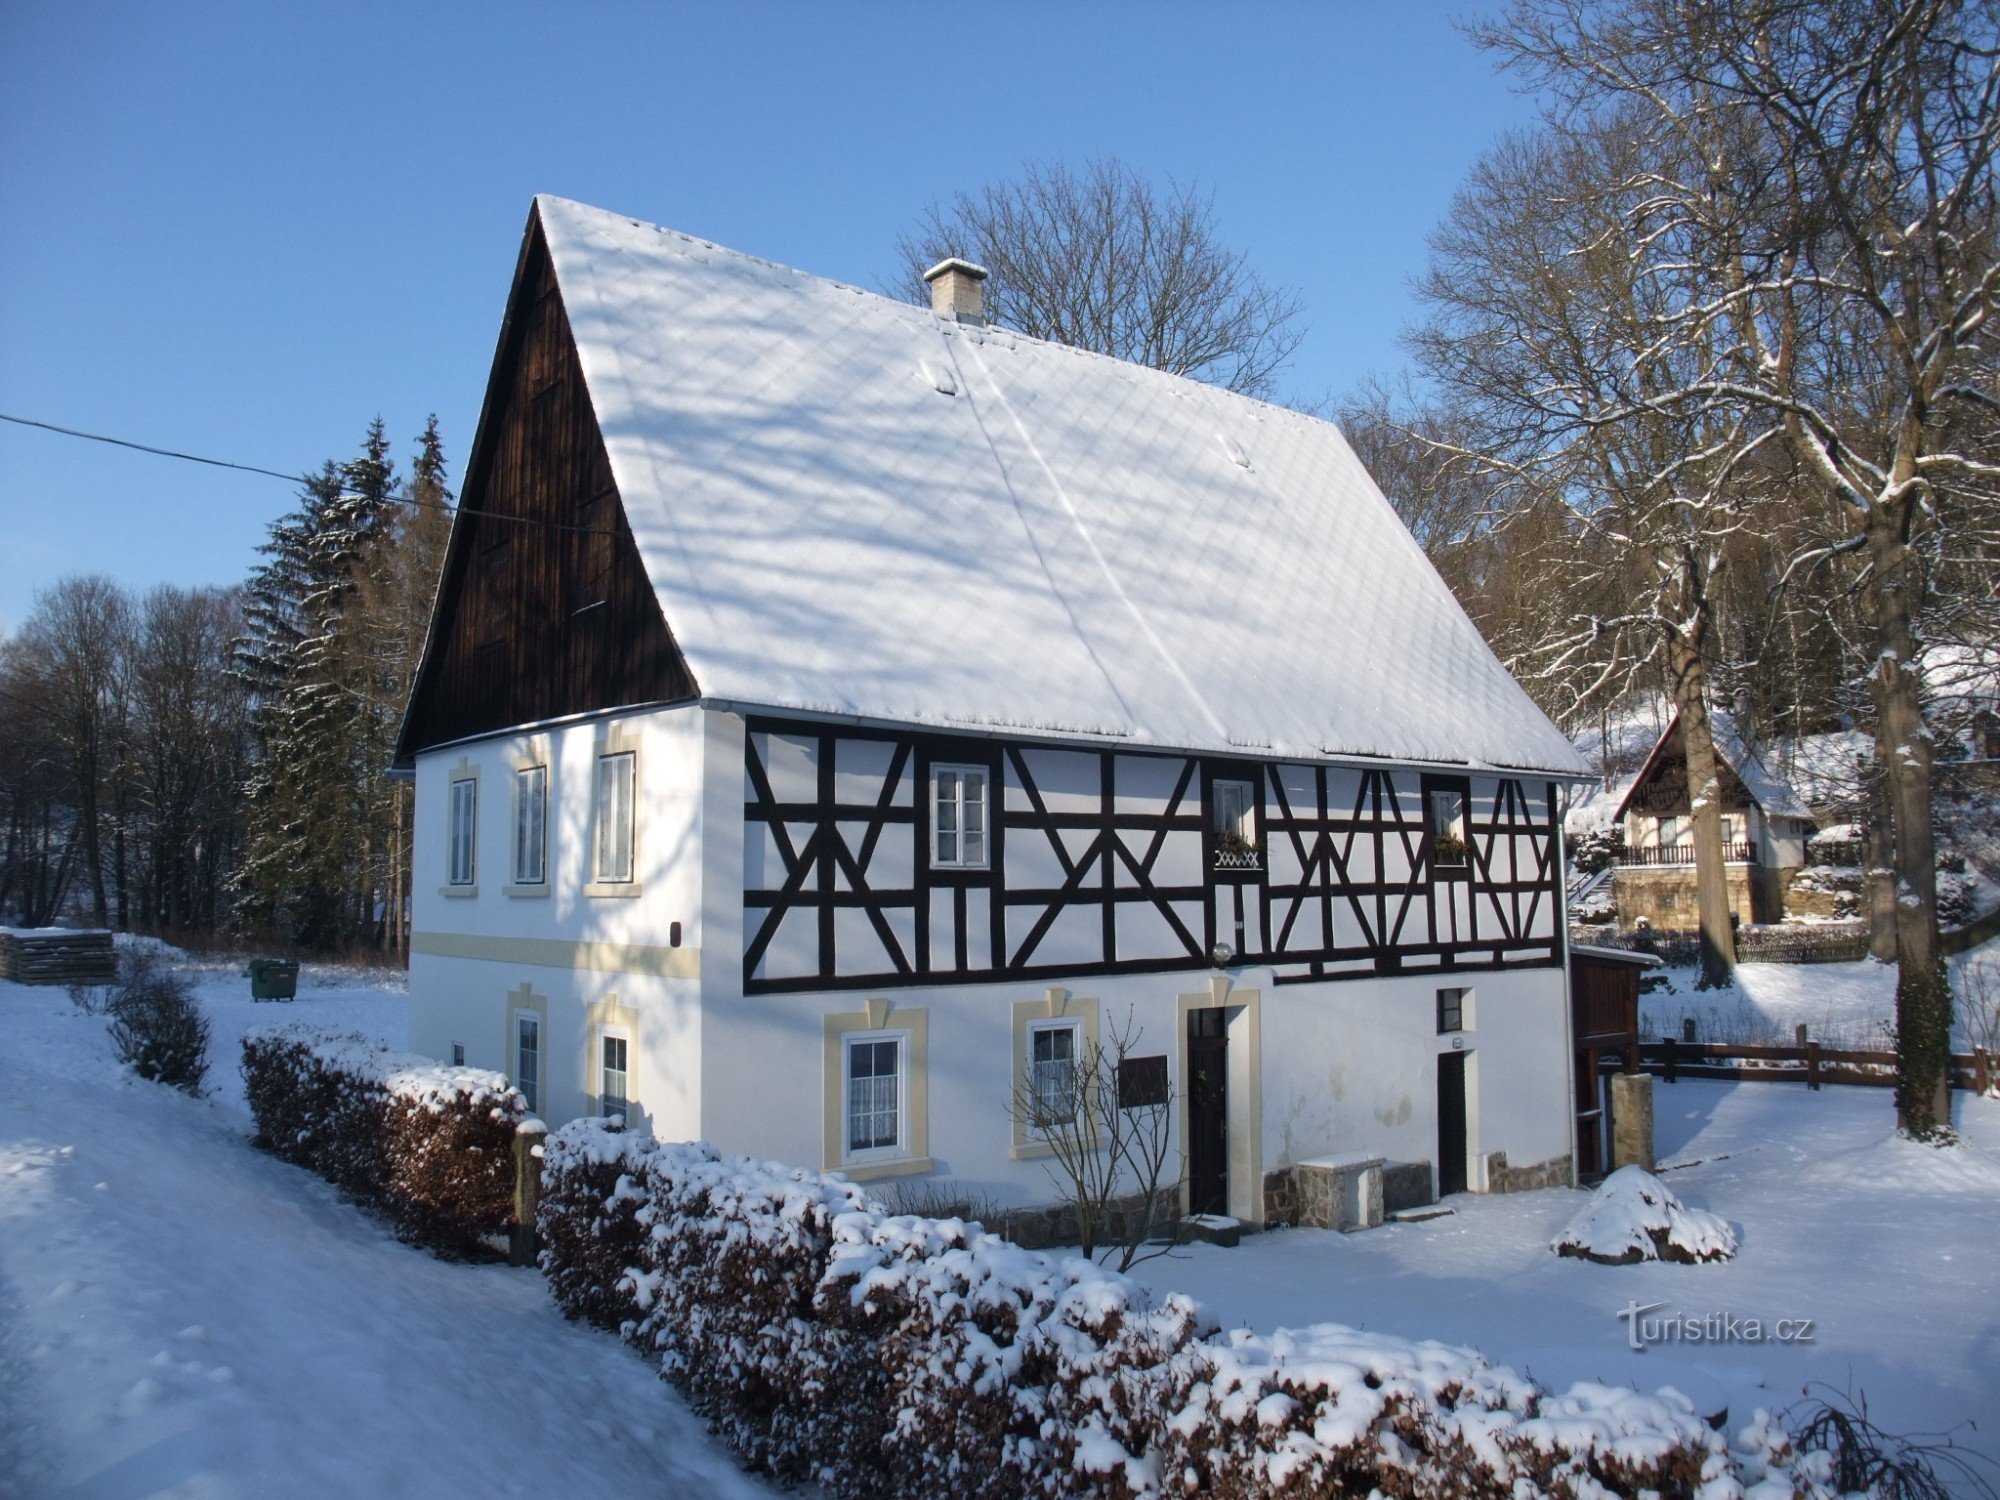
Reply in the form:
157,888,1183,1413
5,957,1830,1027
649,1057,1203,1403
1437,1051,1468,1197
1574,1045,1605,1181
1186,1007,1229,1217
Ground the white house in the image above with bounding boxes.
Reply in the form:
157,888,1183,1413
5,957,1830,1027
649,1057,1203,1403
394,196,1591,1223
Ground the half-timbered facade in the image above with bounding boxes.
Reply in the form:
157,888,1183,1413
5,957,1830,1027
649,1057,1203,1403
398,197,1591,1222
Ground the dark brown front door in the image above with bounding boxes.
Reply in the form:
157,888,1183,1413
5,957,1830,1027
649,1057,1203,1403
1187,1007,1229,1216
1437,1051,1468,1197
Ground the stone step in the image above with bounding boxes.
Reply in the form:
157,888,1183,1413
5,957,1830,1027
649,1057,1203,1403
1179,1213,1243,1248
1386,1205,1456,1225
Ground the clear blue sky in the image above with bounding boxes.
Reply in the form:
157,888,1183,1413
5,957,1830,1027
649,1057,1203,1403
0,2,1536,632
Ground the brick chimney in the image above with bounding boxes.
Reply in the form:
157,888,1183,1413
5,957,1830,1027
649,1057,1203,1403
923,257,988,324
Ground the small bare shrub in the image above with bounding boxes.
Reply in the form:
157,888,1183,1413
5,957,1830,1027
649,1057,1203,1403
880,1177,1005,1227
108,968,209,1095
1792,1388,1998,1500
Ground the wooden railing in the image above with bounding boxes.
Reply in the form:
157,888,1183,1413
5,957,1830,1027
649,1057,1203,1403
1619,842,1757,866
1640,1035,1992,1092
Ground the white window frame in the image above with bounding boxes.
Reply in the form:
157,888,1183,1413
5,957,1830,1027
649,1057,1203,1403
596,1025,632,1124
841,1029,909,1164
1025,1018,1084,1130
594,751,637,885
929,764,990,870
1211,779,1255,841
446,777,478,886
513,1010,542,1115
512,764,548,886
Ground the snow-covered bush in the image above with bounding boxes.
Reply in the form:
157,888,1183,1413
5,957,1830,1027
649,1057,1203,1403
536,1118,655,1332
1553,1166,1737,1265
241,1025,528,1258
107,963,209,1095
538,1124,1846,1499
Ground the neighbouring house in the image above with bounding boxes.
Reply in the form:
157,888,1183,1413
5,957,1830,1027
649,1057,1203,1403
392,196,1592,1224
1609,712,1816,928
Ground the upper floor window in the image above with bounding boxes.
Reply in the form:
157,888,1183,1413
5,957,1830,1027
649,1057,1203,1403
1428,788,1467,867
1437,986,1468,1035
1211,779,1259,869
595,752,636,883
513,765,548,885
931,765,989,869
447,778,477,886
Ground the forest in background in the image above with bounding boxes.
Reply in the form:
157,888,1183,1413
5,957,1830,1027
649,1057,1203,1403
0,418,451,954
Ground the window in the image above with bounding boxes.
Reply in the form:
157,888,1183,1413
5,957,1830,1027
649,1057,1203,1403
595,752,636,883
931,765,989,869
845,1034,904,1158
451,1042,465,1067
513,765,548,885
1211,779,1258,867
514,1013,541,1114
599,1031,629,1123
1656,814,1683,851
1427,788,1467,867
1027,1022,1081,1127
1437,987,1467,1035
447,778,477,886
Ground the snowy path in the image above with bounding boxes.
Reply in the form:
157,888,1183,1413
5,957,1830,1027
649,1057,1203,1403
0,982,773,1500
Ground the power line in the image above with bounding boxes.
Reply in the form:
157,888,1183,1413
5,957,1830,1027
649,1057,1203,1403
0,410,619,537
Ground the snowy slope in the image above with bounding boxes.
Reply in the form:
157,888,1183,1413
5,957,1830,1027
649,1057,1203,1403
0,970,773,1500
536,196,1586,777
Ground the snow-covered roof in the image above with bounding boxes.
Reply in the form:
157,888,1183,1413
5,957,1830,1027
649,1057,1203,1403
537,196,1586,777
1712,712,1814,822
1610,709,1813,824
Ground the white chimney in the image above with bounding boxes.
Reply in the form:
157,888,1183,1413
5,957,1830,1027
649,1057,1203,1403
923,257,988,323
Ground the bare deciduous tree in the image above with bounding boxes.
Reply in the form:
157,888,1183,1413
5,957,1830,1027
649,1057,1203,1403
1009,1012,1182,1272
1471,0,2000,1137
895,156,1306,399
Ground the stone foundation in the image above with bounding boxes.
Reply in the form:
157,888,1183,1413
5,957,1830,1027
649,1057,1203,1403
1613,863,1783,928
1483,1150,1575,1194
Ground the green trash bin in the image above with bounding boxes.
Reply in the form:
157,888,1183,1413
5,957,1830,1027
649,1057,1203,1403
249,958,299,1001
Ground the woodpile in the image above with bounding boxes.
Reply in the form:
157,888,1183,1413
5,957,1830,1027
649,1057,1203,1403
0,928,116,986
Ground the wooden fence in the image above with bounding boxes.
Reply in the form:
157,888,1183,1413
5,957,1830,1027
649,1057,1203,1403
1640,1033,1992,1093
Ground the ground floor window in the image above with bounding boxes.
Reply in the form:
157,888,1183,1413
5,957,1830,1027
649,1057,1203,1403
1027,1020,1081,1127
514,1012,541,1114
844,1033,905,1159
598,1029,630,1123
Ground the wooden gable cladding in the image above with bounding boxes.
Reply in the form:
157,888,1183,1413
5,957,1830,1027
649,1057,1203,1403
397,212,694,761
741,716,1563,995
1624,718,1755,818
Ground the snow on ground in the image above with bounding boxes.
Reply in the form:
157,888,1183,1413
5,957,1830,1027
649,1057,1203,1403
0,957,773,1500
1639,943,2000,1049
1140,1079,2000,1450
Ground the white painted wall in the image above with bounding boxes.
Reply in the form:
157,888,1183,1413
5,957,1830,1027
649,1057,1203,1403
408,703,707,1139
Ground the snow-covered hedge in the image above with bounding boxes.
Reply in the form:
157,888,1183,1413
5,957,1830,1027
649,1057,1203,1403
241,1025,529,1258
539,1120,1831,1499
1553,1166,1738,1265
